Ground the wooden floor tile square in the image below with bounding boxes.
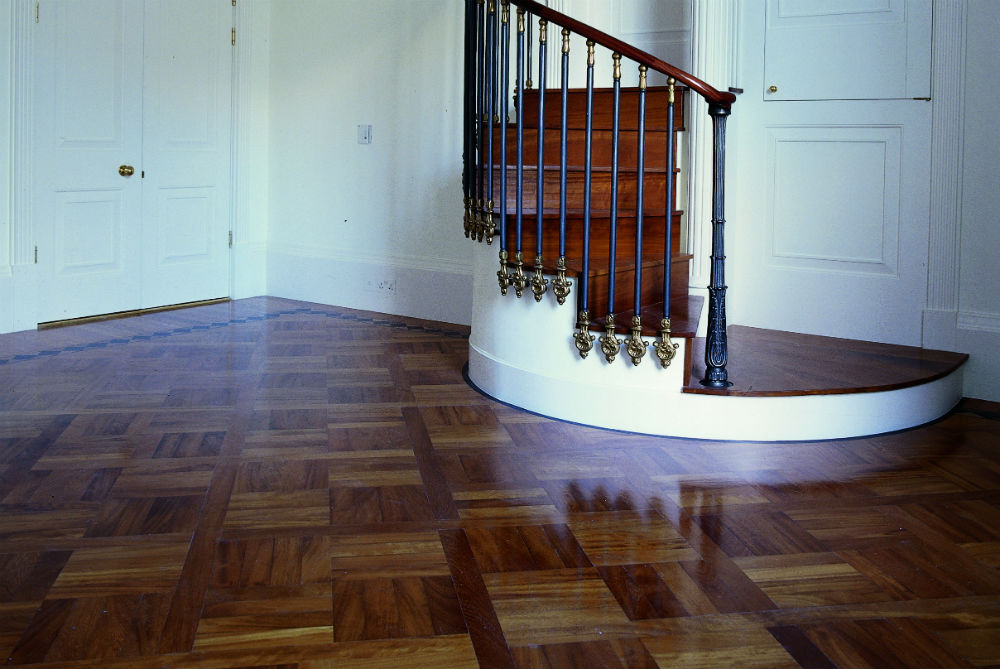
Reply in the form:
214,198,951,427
483,568,631,645
47,541,189,598
223,489,330,531
332,531,450,578
332,575,466,641
733,552,892,607
568,511,699,566
640,620,798,668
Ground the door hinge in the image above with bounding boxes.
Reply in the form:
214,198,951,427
232,0,236,5
34,246,38,264
228,231,233,248
231,27,236,46
35,2,39,23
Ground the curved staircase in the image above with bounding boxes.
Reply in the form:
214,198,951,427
461,0,966,441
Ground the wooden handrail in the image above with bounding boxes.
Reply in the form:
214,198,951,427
509,0,736,107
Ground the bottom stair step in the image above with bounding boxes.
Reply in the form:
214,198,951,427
588,295,703,339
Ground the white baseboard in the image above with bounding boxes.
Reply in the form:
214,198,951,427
232,242,267,299
922,308,959,351
267,243,473,326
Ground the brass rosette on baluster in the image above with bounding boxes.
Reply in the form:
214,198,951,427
512,251,528,298
463,197,472,238
653,317,679,368
497,250,511,295
625,315,647,366
573,310,595,358
599,313,621,363
530,255,548,301
551,256,572,305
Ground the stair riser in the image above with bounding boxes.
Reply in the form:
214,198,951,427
490,168,676,216
501,211,683,264
586,257,690,315
518,87,686,132
486,127,678,171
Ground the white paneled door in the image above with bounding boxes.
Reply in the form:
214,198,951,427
729,0,933,347
33,0,232,323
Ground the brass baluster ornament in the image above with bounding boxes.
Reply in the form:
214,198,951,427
599,313,621,363
464,197,472,238
497,249,511,295
512,251,528,297
485,200,495,244
552,256,572,305
625,315,647,366
573,309,595,358
653,317,679,368
530,254,548,301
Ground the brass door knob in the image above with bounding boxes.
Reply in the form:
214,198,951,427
119,165,135,177
768,85,778,93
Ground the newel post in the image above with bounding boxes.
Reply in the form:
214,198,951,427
701,102,733,388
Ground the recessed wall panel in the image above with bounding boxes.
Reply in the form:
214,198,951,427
766,125,900,276
156,188,213,263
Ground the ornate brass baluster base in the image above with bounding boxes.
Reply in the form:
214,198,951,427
497,250,511,295
599,313,621,363
530,255,549,301
463,197,472,238
653,317,679,368
625,315,647,366
511,251,528,298
572,309,595,358
551,256,572,305
484,201,496,245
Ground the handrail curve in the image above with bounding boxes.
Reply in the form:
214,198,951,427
509,0,736,107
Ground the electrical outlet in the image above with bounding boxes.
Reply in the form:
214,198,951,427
357,124,372,144
365,278,396,293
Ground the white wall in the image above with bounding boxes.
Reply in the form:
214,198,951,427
957,0,1000,399
232,0,270,299
0,3,12,333
266,0,472,325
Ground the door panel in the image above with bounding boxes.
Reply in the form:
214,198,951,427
141,0,232,308
34,0,143,322
763,0,931,100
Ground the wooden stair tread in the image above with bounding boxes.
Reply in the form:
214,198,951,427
684,326,970,397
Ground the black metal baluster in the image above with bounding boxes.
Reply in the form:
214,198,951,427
475,0,486,240
701,102,733,387
552,27,572,305
526,18,533,89
497,1,511,293
573,39,597,358
654,77,679,368
463,0,474,237
512,8,527,297
599,53,623,363
626,64,648,366
530,19,549,301
484,0,495,243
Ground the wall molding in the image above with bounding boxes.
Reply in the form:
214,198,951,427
12,0,32,266
231,0,252,247
958,310,1000,335
924,1,966,345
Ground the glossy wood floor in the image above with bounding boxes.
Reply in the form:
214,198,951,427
1,296,999,668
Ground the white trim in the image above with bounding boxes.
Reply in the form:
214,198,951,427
925,1,966,326
958,310,1000,334
12,0,31,266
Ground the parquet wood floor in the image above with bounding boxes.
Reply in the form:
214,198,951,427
1,296,999,668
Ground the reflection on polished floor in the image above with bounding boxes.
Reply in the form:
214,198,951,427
1,296,999,668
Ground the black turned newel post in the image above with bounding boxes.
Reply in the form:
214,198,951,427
701,102,733,388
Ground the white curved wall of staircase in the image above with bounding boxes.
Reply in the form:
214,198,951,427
468,244,964,442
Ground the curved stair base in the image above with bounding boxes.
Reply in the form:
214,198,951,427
469,247,966,442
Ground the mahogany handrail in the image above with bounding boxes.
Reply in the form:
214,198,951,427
508,0,736,108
